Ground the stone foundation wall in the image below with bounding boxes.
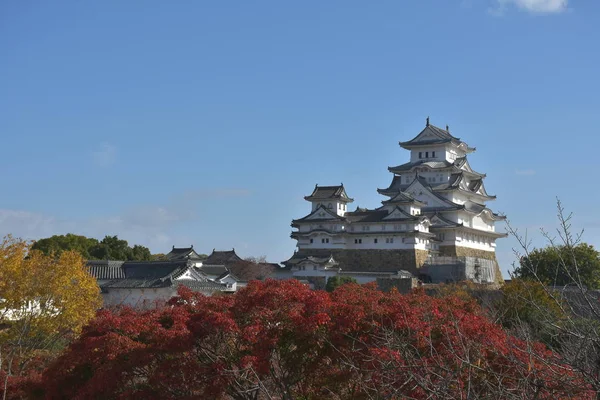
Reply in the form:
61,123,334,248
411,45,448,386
438,245,504,284
291,249,429,274
296,276,327,290
376,277,418,294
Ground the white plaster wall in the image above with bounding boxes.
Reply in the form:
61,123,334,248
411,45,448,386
410,147,445,162
472,215,494,231
102,287,177,308
311,201,348,216
455,233,497,251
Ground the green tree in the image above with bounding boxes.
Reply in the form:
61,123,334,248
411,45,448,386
325,275,357,292
514,243,600,289
130,244,152,261
0,236,102,397
89,235,132,261
31,234,99,259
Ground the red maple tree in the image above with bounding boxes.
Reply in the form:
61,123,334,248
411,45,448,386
28,280,593,399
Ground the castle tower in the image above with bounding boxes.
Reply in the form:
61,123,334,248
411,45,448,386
282,118,506,284
377,118,507,262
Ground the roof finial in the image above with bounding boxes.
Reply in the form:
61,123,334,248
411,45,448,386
190,244,193,248
446,124,449,132
426,116,430,127
172,245,175,249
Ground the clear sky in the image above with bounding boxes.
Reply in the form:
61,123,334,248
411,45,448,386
1,0,598,276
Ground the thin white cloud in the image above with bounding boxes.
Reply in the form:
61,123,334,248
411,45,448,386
515,169,536,176
495,0,568,14
0,187,251,252
92,143,117,167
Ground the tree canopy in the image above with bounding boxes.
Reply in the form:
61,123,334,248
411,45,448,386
514,243,600,289
325,275,358,292
32,280,591,399
32,234,154,261
0,236,102,395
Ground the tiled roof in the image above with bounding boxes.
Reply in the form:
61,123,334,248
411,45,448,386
168,246,193,255
166,246,204,260
428,213,463,228
87,260,126,280
292,206,346,225
304,185,354,202
199,265,229,276
381,191,425,206
98,260,190,289
389,160,453,172
227,261,278,281
176,279,227,292
345,209,389,223
203,250,243,266
399,123,474,151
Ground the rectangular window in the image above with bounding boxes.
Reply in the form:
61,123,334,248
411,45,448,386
374,238,378,244
310,239,313,244
419,152,422,159
313,266,317,271
425,151,429,158
432,151,436,158
390,238,394,243
326,238,329,243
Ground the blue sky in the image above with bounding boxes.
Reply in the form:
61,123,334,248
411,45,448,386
1,0,598,276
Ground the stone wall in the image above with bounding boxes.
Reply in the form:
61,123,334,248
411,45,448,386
439,245,503,284
376,277,417,294
289,249,429,274
295,276,327,290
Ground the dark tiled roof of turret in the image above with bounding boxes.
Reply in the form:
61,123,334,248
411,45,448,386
381,191,425,206
203,249,243,266
428,213,463,228
304,184,354,202
292,206,346,225
345,209,389,223
388,157,485,178
399,121,474,151
390,160,453,172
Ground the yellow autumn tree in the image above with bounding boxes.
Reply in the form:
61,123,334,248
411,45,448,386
0,235,101,392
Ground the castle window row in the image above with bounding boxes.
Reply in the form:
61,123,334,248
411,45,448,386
418,151,436,159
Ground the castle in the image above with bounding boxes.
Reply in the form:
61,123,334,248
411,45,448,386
281,118,506,286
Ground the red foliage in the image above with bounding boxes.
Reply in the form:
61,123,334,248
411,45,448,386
32,280,593,399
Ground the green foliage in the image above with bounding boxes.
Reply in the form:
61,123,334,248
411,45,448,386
496,279,566,348
514,243,600,289
31,234,99,259
326,275,357,292
32,234,154,261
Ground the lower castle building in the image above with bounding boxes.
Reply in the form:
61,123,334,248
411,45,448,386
281,118,507,287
